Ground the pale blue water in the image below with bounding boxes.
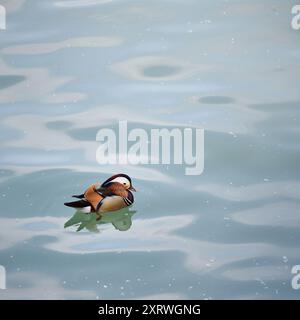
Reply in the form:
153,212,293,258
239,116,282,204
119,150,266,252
0,0,300,299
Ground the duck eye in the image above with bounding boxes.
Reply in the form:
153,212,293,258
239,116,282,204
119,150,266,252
123,183,126,185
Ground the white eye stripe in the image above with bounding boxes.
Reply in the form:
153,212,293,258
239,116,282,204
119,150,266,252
111,177,130,185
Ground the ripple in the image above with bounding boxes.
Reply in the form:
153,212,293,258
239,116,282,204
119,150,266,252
232,202,300,228
0,215,298,277
0,272,96,299
54,0,113,8
43,92,86,104
143,65,180,78
195,181,300,202
0,58,71,104
0,147,84,166
222,265,289,282
46,121,73,130
0,75,26,90
198,96,236,104
111,56,203,81
0,108,204,176
0,125,23,142
0,169,14,178
22,221,58,231
1,37,123,55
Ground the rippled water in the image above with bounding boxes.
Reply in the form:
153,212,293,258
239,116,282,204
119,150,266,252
0,0,300,299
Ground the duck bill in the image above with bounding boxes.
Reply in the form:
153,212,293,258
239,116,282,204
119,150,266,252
129,186,137,192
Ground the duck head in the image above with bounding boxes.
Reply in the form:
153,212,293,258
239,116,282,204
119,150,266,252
102,173,136,192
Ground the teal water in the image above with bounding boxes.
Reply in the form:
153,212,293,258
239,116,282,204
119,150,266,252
0,0,300,299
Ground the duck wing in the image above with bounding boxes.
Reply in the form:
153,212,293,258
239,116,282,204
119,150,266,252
65,184,103,211
97,182,128,198
65,183,126,212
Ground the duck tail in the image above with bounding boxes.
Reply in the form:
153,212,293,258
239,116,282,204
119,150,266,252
64,199,90,208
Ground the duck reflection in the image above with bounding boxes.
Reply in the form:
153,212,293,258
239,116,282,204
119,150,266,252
64,207,137,233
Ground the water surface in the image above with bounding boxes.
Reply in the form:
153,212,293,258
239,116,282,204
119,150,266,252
0,0,300,299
